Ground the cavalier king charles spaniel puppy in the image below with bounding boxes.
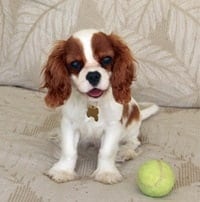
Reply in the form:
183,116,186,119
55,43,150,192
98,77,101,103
43,29,158,184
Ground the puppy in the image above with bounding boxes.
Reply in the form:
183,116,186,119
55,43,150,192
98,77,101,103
42,29,158,184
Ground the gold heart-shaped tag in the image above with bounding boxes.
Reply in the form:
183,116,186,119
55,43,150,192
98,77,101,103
87,105,99,121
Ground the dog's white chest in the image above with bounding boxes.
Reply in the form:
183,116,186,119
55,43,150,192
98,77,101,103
78,105,105,138
79,116,104,138
62,91,123,139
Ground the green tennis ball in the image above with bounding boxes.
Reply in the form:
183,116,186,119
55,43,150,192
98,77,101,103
137,160,175,198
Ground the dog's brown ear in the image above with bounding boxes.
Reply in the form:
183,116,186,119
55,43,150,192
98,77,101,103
108,33,136,104
42,41,71,108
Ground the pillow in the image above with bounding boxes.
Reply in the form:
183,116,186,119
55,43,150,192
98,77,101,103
0,0,199,107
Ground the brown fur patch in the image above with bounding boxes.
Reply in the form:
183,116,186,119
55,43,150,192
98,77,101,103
108,34,136,104
92,32,114,71
92,32,136,104
65,36,86,75
42,37,86,107
126,104,140,127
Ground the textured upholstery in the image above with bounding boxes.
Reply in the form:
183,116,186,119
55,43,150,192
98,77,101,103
0,1,200,201
0,86,200,201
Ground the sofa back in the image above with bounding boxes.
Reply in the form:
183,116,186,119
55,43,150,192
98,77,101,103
0,0,199,107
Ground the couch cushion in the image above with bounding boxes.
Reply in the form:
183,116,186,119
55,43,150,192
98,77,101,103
0,86,200,201
0,1,200,107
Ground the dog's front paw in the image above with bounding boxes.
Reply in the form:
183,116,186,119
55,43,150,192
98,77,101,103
92,168,122,184
45,167,78,183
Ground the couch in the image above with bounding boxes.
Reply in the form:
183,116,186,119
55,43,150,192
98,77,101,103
0,1,200,201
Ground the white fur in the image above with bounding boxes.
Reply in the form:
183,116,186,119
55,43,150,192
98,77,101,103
46,29,159,184
73,29,99,63
47,87,142,183
71,65,110,94
140,103,159,120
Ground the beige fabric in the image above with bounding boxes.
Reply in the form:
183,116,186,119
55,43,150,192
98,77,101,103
0,86,200,201
0,1,200,107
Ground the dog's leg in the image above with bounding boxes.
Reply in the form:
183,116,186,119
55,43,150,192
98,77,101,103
116,122,142,163
116,140,141,163
92,122,122,184
45,117,80,183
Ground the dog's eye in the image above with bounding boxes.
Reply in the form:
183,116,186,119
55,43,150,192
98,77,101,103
70,60,83,71
100,56,113,67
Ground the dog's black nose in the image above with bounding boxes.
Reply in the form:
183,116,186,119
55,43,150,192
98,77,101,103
86,71,101,86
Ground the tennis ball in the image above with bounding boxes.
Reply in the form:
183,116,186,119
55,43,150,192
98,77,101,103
137,160,175,197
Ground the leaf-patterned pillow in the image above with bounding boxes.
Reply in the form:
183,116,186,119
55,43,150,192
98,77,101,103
0,0,199,107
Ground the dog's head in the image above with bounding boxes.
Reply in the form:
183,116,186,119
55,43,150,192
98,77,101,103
42,29,135,107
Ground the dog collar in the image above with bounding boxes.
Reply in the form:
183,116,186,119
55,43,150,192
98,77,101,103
87,105,99,121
